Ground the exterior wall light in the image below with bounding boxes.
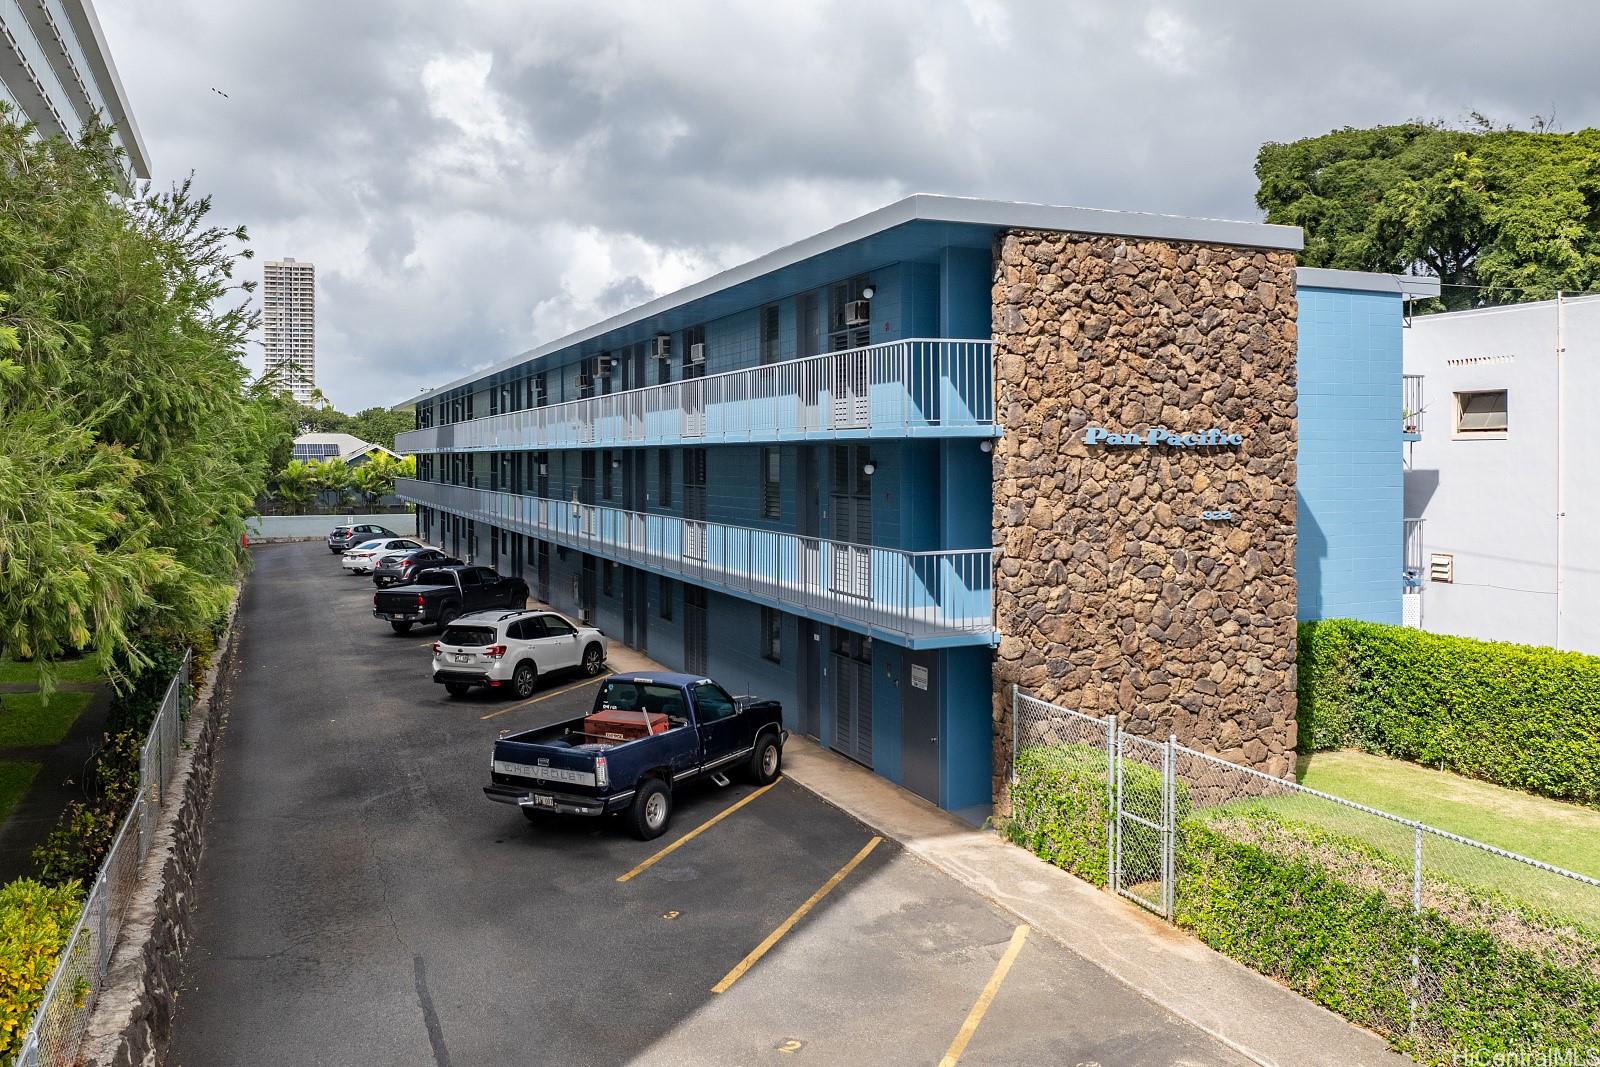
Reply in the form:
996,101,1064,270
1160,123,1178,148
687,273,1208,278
861,285,875,300
980,439,993,453
862,461,876,476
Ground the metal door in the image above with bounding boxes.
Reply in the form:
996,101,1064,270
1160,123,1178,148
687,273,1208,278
684,586,708,676
683,448,707,562
829,630,872,766
829,446,871,599
534,539,550,603
797,618,821,739
830,348,870,429
901,650,940,804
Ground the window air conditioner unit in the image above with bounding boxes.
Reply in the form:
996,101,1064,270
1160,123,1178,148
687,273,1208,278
845,300,871,326
577,371,593,388
651,334,672,359
1429,552,1454,584
687,342,706,365
595,356,615,378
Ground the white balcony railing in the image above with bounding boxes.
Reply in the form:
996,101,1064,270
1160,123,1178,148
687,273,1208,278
1403,374,1424,438
397,478,997,645
1404,517,1425,587
397,338,995,454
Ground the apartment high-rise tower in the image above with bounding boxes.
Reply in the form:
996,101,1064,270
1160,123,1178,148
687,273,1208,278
263,258,316,404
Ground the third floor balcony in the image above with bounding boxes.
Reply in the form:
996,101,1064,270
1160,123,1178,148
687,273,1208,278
396,338,996,455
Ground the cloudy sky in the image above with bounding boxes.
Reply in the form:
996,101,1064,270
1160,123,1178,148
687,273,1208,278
98,0,1600,413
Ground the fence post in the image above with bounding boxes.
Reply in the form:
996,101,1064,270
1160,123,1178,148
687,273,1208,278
1111,728,1123,896
1410,823,1423,1035
96,883,109,979
1009,685,1019,787
1104,713,1117,891
1163,735,1177,920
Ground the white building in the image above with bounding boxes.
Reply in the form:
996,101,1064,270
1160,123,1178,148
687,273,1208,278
0,0,149,182
1402,294,1600,654
263,258,317,404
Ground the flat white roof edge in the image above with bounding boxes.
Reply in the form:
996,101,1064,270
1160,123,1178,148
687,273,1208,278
396,195,1303,408
1296,266,1441,298
64,0,150,179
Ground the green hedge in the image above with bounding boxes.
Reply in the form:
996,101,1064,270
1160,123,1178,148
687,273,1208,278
1002,743,1188,889
1298,619,1600,803
0,879,83,1060
1177,809,1600,1065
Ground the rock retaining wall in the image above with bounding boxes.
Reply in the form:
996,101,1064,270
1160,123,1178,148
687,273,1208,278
991,229,1299,809
80,595,241,1067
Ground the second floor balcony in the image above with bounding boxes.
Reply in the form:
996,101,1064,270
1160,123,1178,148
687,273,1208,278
396,338,996,455
396,477,998,648
1403,374,1424,440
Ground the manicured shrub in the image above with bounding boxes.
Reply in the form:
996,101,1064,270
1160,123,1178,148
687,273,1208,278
1297,619,1600,803
1003,744,1115,887
0,879,83,1060
1176,808,1600,1065
1003,743,1188,888
31,731,142,886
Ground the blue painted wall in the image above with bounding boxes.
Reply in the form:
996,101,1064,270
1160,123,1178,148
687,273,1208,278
1295,285,1404,623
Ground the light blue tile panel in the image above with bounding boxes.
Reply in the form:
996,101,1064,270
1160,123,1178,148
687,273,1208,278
1294,285,1404,623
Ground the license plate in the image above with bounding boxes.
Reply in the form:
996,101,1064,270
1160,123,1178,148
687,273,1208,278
532,794,555,809
454,654,470,663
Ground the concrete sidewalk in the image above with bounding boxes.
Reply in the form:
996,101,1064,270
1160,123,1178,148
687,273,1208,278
781,736,1410,1067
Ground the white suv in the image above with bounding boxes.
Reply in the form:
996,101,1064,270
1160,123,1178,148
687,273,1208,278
342,537,429,574
432,609,607,699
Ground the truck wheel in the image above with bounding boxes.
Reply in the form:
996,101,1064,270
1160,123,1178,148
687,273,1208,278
438,606,459,631
390,621,413,635
629,779,672,840
445,682,471,698
511,661,538,699
581,643,605,676
747,733,782,785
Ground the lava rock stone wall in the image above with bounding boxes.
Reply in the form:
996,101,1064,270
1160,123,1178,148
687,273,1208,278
991,230,1299,806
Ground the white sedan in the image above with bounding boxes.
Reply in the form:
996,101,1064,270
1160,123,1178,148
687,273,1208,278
341,538,430,574
432,609,608,698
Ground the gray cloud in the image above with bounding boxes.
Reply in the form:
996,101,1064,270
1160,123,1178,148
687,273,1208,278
97,0,1600,411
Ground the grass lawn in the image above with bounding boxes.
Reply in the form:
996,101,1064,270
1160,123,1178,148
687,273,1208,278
1266,749,1600,928
0,691,93,748
0,761,41,824
0,656,103,686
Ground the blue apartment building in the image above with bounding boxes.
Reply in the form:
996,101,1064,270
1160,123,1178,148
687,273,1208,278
396,196,1427,818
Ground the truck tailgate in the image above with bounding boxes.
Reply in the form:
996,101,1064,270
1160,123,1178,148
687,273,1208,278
491,738,601,791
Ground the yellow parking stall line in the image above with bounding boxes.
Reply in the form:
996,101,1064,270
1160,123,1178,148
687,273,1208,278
478,674,606,721
616,780,782,884
711,836,882,994
937,924,1031,1067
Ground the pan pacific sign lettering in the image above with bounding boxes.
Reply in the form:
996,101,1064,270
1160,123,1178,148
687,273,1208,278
1083,426,1244,448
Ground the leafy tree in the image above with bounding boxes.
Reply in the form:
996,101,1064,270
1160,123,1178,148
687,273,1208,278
350,462,387,508
344,406,414,449
1256,122,1600,308
0,111,290,689
273,460,315,514
306,458,351,507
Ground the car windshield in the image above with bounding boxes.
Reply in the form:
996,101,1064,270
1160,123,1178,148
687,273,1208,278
597,682,688,722
440,626,496,647
351,539,385,551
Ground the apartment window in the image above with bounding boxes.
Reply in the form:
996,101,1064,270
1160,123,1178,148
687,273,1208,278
659,575,673,620
1454,390,1507,436
602,450,614,499
760,304,781,365
658,450,673,507
760,607,781,663
761,447,781,520
534,372,548,407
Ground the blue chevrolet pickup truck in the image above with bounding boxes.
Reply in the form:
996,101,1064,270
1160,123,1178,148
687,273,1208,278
484,672,786,839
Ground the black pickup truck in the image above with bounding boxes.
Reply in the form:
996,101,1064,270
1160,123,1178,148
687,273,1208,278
372,565,528,634
485,672,785,838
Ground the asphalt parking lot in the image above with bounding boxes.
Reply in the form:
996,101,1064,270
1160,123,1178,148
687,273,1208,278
169,541,1252,1066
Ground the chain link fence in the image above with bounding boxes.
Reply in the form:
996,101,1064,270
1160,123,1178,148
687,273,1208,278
15,651,192,1067
1007,686,1600,1064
